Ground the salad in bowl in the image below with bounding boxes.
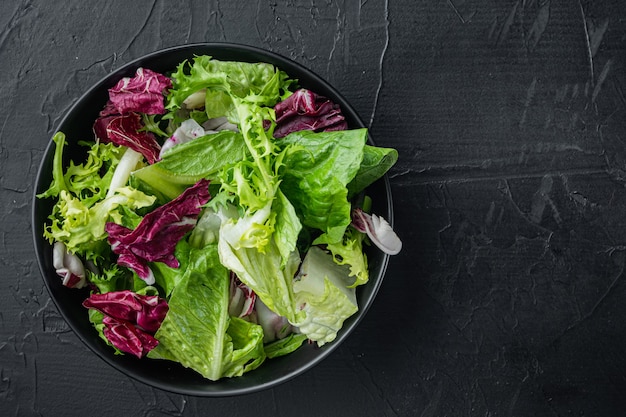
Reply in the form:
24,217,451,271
33,43,400,395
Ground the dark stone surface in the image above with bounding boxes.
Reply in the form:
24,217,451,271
2,0,626,415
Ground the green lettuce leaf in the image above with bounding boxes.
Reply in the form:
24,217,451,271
293,246,358,346
278,128,368,243
147,244,266,380
223,317,266,377
217,202,303,325
166,55,293,122
37,132,70,199
347,145,398,197
87,264,133,294
131,130,248,201
38,133,125,203
149,239,192,297
43,186,156,260
39,134,156,262
272,188,302,265
264,333,309,359
205,96,303,328
214,94,302,281
312,226,369,288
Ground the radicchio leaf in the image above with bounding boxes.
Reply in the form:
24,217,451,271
83,290,168,358
105,179,211,283
102,67,172,115
351,208,402,255
273,89,348,138
83,290,169,333
102,316,159,358
93,113,162,164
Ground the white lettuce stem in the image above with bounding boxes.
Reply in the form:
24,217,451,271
106,148,143,198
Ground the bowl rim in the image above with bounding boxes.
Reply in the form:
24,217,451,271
31,41,393,396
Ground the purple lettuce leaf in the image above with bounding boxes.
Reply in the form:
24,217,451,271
102,315,159,358
83,290,143,322
105,179,211,282
83,290,168,358
82,290,169,333
273,89,348,138
93,113,162,164
102,67,172,116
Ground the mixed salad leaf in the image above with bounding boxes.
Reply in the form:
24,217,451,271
38,55,402,381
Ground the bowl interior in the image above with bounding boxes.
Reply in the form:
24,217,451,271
32,43,392,396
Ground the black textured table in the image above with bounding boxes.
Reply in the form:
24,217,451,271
3,1,626,415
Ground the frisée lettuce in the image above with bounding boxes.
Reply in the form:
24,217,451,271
39,132,156,263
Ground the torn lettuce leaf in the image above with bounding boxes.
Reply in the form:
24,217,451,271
131,130,248,201
44,186,156,262
40,133,156,262
222,316,266,377
293,246,358,346
264,333,309,359
347,145,398,198
166,55,293,123
312,226,369,288
147,244,266,380
104,67,172,115
217,202,303,325
38,132,125,203
272,88,348,138
105,179,210,283
278,128,367,243
93,112,162,164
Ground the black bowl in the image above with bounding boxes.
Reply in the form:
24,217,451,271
32,42,393,396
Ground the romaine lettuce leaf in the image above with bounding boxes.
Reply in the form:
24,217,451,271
148,239,192,297
272,188,302,264
347,145,398,197
264,333,308,359
217,202,303,325
223,317,266,377
131,130,247,200
147,244,266,380
278,128,368,242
